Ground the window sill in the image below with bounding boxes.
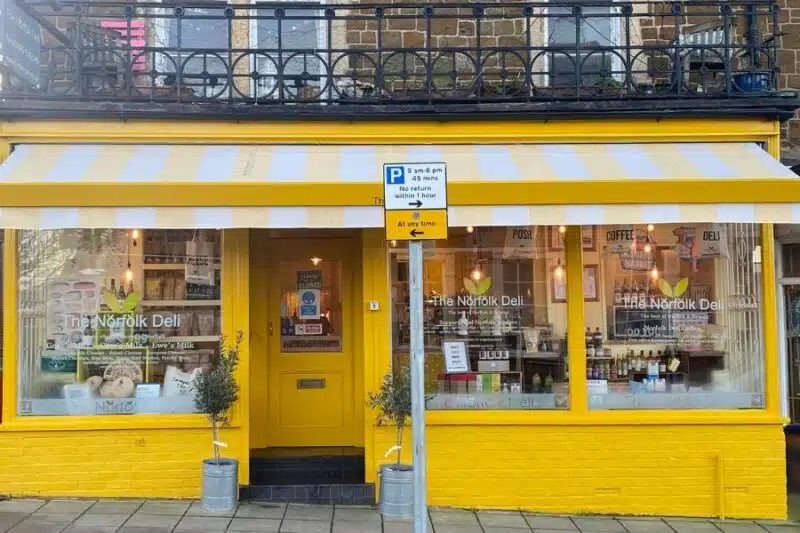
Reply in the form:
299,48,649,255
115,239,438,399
0,414,242,432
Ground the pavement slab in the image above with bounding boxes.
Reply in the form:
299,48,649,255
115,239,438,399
185,502,239,519
8,525,67,533
333,508,381,523
21,513,80,526
524,516,579,531
478,511,530,529
72,514,131,528
432,526,485,533
123,513,181,530
175,516,232,530
573,518,627,533
136,501,191,516
331,519,382,533
760,526,800,533
85,502,143,515
61,528,118,533
279,519,332,533
38,501,96,515
227,518,282,532
283,504,333,522
484,527,536,533
619,519,672,533
713,523,767,533
430,509,479,526
666,520,724,533
0,502,46,515
234,504,286,520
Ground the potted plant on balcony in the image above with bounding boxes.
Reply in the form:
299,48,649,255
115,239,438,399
194,330,243,512
369,369,413,518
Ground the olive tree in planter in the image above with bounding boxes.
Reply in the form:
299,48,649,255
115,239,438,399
368,370,413,518
194,330,243,512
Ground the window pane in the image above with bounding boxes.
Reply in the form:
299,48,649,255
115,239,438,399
390,226,569,410
279,261,343,353
586,224,764,410
17,229,222,416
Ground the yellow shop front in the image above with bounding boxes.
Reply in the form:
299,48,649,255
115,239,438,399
0,119,798,519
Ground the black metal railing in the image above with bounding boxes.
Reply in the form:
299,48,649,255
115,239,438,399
0,0,784,105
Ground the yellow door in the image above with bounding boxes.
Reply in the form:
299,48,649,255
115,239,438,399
263,236,357,447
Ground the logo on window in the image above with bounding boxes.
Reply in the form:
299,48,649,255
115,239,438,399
463,277,492,296
658,278,688,298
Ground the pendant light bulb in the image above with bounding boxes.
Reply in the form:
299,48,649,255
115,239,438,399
559,225,566,234
554,260,564,280
390,240,397,248
310,257,322,266
471,268,482,281
467,226,474,234
131,229,140,246
650,267,659,280
125,267,134,282
644,243,652,253
647,224,655,232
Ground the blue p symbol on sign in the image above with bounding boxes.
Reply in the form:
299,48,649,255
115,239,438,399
386,166,405,185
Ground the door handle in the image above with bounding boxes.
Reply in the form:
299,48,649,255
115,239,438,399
268,322,274,337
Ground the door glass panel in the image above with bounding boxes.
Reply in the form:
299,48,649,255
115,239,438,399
279,260,343,353
786,285,800,423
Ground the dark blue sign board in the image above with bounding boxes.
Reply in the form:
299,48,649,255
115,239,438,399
0,0,42,87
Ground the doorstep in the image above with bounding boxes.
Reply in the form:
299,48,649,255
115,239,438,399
240,483,375,505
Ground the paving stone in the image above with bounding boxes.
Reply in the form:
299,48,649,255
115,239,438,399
713,523,767,533
760,526,800,533
484,527,536,533
21,513,80,526
72,514,131,528
137,501,191,516
86,501,143,515
0,501,46,515
38,501,96,515
478,511,529,529
573,518,627,533
279,519,331,533
175,515,231,530
432,526,485,533
666,520,723,533
430,509,479,526
62,528,119,533
184,502,237,518
284,504,333,522
119,528,178,533
532,529,584,533
332,508,380,523
8,524,66,533
234,504,286,520
619,519,672,533
123,513,180,530
331,519,382,533
524,516,579,531
0,513,30,531
227,518,281,532
382,523,413,533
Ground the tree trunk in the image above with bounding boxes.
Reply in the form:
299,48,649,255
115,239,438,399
395,424,403,470
212,418,219,464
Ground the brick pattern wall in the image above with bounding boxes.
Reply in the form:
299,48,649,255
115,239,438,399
778,0,800,158
0,427,243,498
371,424,786,520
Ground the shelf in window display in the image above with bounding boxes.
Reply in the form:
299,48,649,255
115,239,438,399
140,299,221,307
143,263,221,271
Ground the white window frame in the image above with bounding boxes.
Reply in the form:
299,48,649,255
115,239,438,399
249,0,328,101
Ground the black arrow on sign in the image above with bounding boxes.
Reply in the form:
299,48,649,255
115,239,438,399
409,200,423,208
410,229,424,237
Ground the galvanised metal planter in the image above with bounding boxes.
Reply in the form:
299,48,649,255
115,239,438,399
379,464,413,518
202,458,238,512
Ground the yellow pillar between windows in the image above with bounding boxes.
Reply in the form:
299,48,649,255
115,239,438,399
566,226,587,413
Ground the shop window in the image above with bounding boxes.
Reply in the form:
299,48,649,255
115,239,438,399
586,223,764,410
389,226,569,410
17,229,222,416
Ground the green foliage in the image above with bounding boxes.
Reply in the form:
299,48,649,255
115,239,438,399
193,330,243,463
368,370,412,469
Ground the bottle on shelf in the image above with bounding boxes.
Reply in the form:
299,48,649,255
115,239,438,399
117,278,126,302
109,279,117,303
648,281,657,304
592,362,599,380
610,356,618,380
593,327,603,353
586,362,592,379
613,280,622,305
638,350,646,371
544,373,553,394
621,280,630,304
587,342,595,358
638,283,647,305
532,373,542,393
82,316,94,347
658,350,667,373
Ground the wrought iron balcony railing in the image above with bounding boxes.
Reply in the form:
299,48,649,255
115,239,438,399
0,0,786,107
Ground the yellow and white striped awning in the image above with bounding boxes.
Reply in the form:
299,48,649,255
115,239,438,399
0,142,796,228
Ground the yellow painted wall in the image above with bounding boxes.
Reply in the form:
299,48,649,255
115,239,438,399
0,427,242,498
370,423,785,519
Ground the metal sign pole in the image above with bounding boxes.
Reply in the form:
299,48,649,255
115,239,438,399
408,240,427,533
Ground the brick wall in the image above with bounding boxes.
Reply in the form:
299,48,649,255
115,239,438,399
0,427,243,498
778,0,800,160
371,423,786,519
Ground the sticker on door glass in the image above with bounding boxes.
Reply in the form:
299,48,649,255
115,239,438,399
298,289,321,319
